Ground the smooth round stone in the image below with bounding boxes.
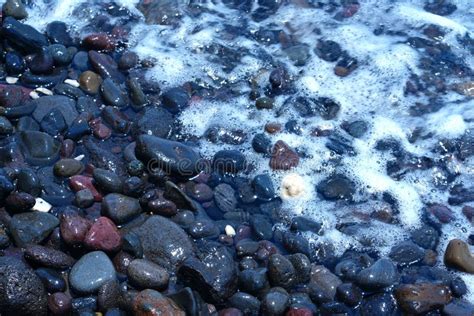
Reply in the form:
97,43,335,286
98,280,123,312
79,71,102,94
269,140,299,170
252,133,272,154
83,33,116,52
0,116,13,135
148,197,178,217
444,239,474,273
72,51,91,72
0,257,47,315
268,254,296,289
336,283,362,307
287,253,311,284
356,258,399,290
411,224,439,250
5,51,26,75
40,108,67,136
255,97,274,110
69,175,101,202
262,288,290,315
228,292,261,315
161,87,190,114
127,77,148,107
170,210,195,228
9,212,59,247
127,259,170,290
316,174,355,201
48,292,72,315
118,51,139,70
101,193,141,224
122,177,145,197
100,78,127,108
49,44,71,65
389,241,425,266
360,292,397,315
17,116,40,132
54,83,85,99
29,47,54,74
132,106,173,138
69,251,116,294
188,220,219,239
250,215,273,240
5,191,36,213
395,283,452,314
213,150,246,174
53,159,84,177
342,120,368,138
186,182,214,202
60,213,92,246
17,168,42,196
315,40,342,62
2,0,27,19
252,174,275,200
122,231,143,258
60,139,75,158
75,189,95,208
46,21,73,46
24,244,75,269
84,217,122,252
35,268,66,293
93,168,123,193
450,276,468,297
239,268,269,294
19,131,61,166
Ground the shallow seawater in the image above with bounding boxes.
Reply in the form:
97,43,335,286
8,0,474,301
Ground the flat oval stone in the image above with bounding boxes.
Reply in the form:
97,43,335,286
53,158,84,177
127,259,170,290
24,244,75,269
9,212,59,247
101,193,141,224
84,217,122,253
2,16,48,52
69,251,116,295
100,78,127,108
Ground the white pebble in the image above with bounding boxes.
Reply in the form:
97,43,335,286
64,79,80,87
35,87,53,95
280,173,306,199
74,154,85,161
225,225,236,237
29,91,40,99
6,77,19,84
32,198,52,213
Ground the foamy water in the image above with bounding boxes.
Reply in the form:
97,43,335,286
5,0,474,300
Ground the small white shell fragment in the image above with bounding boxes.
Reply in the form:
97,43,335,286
33,198,52,213
29,91,40,99
281,173,306,199
65,79,80,87
225,225,236,237
35,87,53,95
6,77,19,84
74,154,85,161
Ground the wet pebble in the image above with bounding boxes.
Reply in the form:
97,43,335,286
316,174,355,201
132,289,185,315
79,71,103,94
60,213,92,246
9,211,59,247
2,0,27,20
444,239,474,273
84,217,122,252
356,258,399,290
261,287,289,315
100,78,127,108
389,241,425,266
102,193,141,224
69,251,116,294
24,244,75,269
53,158,84,177
269,140,299,170
5,191,36,213
48,292,72,315
127,259,170,290
214,183,237,213
395,283,452,314
228,292,260,315
35,267,66,293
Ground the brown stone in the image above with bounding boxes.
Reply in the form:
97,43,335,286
269,140,299,170
83,33,116,52
265,122,282,134
444,239,474,273
133,289,185,316
395,283,452,314
79,71,103,94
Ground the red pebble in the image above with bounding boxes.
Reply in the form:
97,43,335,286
69,175,102,202
218,308,243,316
286,307,313,316
89,118,112,140
84,217,122,252
83,33,116,52
60,214,92,246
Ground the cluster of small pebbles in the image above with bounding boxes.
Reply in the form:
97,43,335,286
0,0,473,316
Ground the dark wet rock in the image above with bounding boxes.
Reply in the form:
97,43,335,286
133,106,173,138
269,140,299,170
261,287,290,315
424,1,457,16
40,108,67,135
2,0,27,20
101,106,131,134
228,292,260,315
88,51,125,83
427,203,454,223
53,158,84,177
60,213,92,246
29,47,54,74
102,193,141,224
49,44,71,66
317,174,355,201
148,196,178,217
389,241,425,266
450,276,467,297
356,258,399,290
252,133,272,154
5,51,26,75
71,296,97,314
54,83,85,99
69,251,116,294
127,77,148,108
48,292,72,315
19,131,61,166
69,175,101,202
337,283,363,307
0,116,12,135
360,293,398,315
135,134,201,177
132,289,185,315
46,21,73,46
65,113,91,140
162,87,190,114
268,254,296,289
170,210,195,228
315,97,340,120
342,120,368,138
93,168,123,193
97,280,122,312
250,215,273,240
0,256,47,315
239,267,269,294
84,217,122,252
315,40,342,62
10,211,59,247
213,150,246,174
20,68,68,89
133,215,195,271
5,191,36,213
72,51,91,72
83,137,127,175
205,126,247,145
395,283,452,314
83,33,116,52
188,220,219,239
256,97,274,110
101,78,127,108
0,174,14,201
252,174,275,200
443,299,474,316
186,182,214,202
31,95,78,126
35,268,66,293
214,183,237,213
17,116,40,132
411,224,439,249
163,180,196,211
287,253,311,284
309,265,342,301
127,259,169,290
112,251,133,275
17,168,42,196
24,244,75,269
178,242,238,303
290,216,323,235
122,231,143,258
119,51,139,70
2,16,48,52
444,239,474,273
